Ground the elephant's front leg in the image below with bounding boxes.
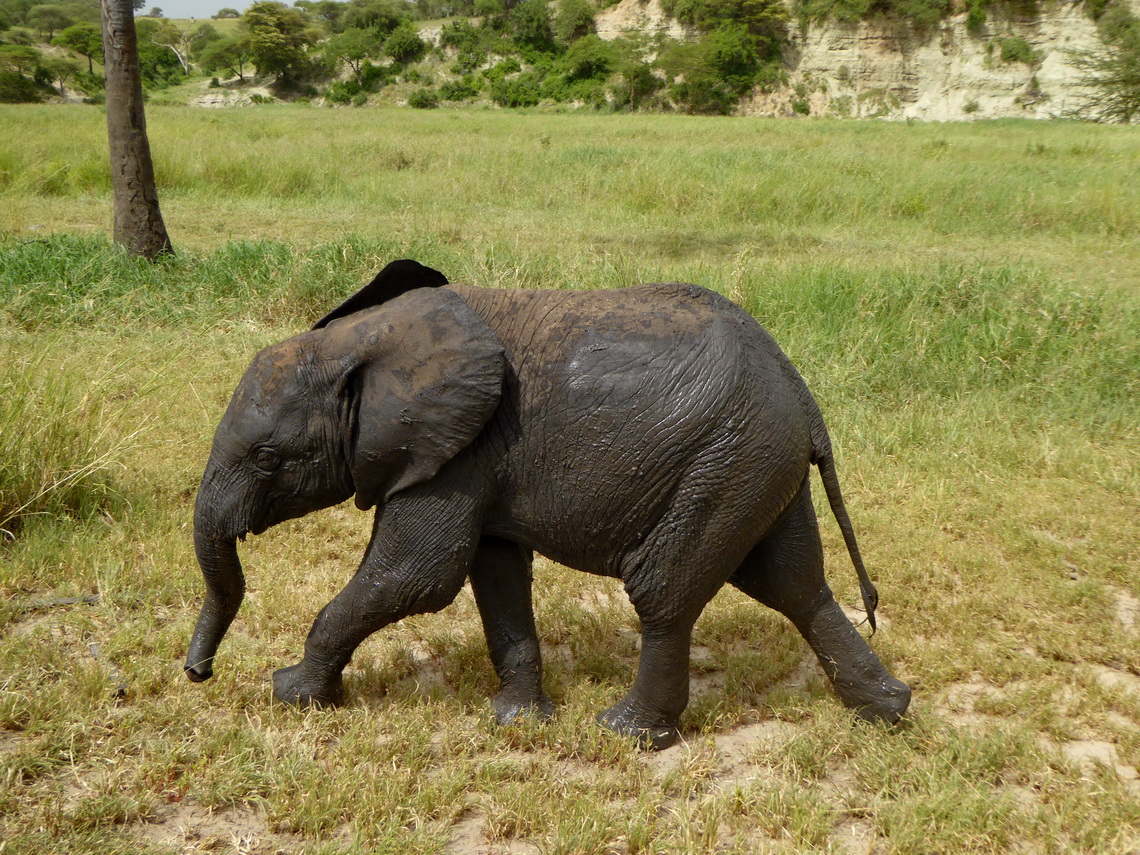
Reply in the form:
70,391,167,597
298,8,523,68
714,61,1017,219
273,495,481,707
469,536,553,724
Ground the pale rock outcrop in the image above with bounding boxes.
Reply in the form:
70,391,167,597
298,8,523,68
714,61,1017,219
595,0,1134,120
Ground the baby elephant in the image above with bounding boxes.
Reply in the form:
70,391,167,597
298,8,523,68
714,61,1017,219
186,260,910,749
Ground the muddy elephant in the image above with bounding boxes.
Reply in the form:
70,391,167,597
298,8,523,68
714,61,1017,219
185,260,910,749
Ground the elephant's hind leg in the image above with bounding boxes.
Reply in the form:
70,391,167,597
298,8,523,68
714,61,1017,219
731,479,911,724
470,536,554,724
599,496,748,750
273,495,480,707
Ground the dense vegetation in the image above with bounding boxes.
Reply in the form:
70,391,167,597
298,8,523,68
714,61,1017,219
1,109,1138,852
2,0,1137,116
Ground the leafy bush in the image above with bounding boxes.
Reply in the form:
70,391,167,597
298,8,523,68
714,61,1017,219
490,70,543,106
965,0,987,32
794,0,950,28
997,35,1043,65
406,86,440,108
556,0,597,43
384,22,426,64
325,78,364,104
439,75,480,100
440,18,482,52
507,0,556,53
360,60,396,90
0,69,41,103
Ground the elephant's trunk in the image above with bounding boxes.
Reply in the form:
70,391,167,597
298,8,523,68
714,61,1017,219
185,484,246,682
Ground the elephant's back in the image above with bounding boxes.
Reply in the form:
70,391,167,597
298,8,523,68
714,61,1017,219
453,283,813,574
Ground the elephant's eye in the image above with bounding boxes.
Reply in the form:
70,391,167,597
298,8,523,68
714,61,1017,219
253,448,281,472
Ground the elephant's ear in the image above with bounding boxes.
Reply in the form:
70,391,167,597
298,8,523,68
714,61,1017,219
337,288,504,509
312,260,448,330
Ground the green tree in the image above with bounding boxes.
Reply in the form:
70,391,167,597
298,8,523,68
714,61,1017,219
611,52,661,110
561,32,616,79
341,0,406,34
0,43,41,74
1071,15,1140,123
508,0,554,52
53,22,102,73
197,33,252,79
213,7,240,17
242,0,317,79
27,3,74,38
40,54,80,93
382,20,424,62
555,0,594,43
136,37,185,84
187,22,222,60
0,0,37,29
657,24,759,113
324,24,382,78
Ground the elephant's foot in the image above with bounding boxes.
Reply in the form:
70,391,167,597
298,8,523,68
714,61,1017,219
491,690,554,725
833,673,911,725
272,663,345,707
596,698,679,751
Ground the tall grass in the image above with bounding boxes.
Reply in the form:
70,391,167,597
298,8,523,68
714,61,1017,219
2,107,1138,289
0,110,1137,855
0,345,133,537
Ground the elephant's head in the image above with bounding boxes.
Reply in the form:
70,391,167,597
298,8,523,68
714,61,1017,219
185,262,505,682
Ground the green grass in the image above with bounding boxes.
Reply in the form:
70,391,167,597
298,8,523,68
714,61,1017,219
0,106,1138,854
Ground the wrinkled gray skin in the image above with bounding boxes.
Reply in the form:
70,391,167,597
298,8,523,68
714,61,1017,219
186,260,910,749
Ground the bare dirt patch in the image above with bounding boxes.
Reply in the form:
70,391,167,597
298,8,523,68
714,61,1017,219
132,799,306,855
1108,584,1139,633
444,810,541,855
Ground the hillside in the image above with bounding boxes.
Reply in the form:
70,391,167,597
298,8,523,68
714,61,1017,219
2,0,1137,118
597,0,1138,119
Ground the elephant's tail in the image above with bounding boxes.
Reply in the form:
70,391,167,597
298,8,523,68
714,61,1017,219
810,421,879,634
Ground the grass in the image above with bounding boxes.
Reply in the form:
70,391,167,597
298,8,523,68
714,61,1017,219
0,106,1138,854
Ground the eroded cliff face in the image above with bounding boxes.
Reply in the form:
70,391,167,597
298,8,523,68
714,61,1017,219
597,0,1130,120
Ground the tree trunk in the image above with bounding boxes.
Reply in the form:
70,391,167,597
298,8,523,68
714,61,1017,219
100,0,173,259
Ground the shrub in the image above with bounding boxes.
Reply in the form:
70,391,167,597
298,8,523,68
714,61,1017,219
384,22,426,64
439,75,480,100
965,0,987,32
556,0,596,43
440,18,481,51
490,71,543,106
997,35,1043,65
406,86,440,108
508,0,556,53
360,60,395,90
0,69,41,103
325,78,363,104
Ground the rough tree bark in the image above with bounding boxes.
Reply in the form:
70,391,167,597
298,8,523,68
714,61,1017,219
100,0,173,258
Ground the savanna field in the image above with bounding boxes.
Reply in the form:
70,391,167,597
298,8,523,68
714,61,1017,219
1,105,1138,854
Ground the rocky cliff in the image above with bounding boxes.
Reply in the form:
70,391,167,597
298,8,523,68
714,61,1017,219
596,0,1131,119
